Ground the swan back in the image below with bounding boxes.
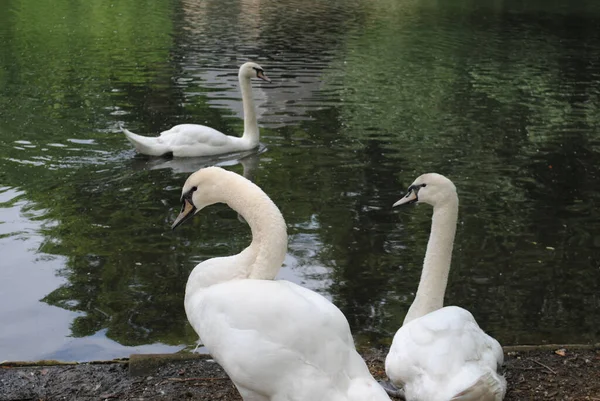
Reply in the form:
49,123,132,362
386,306,505,401
186,279,390,401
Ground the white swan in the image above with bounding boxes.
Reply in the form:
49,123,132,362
384,173,506,401
171,167,391,401
121,62,270,157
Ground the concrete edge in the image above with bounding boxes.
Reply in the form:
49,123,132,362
1,343,598,370
129,353,212,376
0,358,129,367
502,343,600,353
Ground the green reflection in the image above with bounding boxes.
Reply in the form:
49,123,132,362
315,0,600,344
1,0,599,360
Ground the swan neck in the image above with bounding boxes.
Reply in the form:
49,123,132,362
404,197,458,324
239,74,259,146
226,180,287,280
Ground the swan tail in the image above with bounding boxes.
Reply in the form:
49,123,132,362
450,371,506,401
121,126,170,156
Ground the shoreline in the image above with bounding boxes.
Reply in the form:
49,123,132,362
1,344,598,400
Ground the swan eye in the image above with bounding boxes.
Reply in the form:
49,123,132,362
421,183,427,188
181,186,198,202
252,67,265,77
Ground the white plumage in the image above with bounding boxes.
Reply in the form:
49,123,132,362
122,62,269,157
385,173,506,401
172,167,391,401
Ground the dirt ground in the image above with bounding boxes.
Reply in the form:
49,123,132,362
1,346,598,401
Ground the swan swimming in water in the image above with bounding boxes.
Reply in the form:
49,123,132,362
121,62,270,157
384,173,506,401
172,166,391,401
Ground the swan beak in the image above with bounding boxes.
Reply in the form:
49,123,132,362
393,190,418,207
257,71,271,83
172,199,197,230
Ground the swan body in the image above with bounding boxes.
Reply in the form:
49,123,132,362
385,173,506,401
172,167,391,401
122,62,269,157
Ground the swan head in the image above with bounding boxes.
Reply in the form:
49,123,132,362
239,61,271,82
393,173,457,208
171,167,229,229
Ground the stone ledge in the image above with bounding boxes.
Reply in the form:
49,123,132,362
1,343,598,371
128,352,212,376
502,343,600,353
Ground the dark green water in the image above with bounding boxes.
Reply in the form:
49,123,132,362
1,0,600,361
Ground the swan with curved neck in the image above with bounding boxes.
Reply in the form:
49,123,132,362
121,62,269,157
384,173,506,401
172,167,391,401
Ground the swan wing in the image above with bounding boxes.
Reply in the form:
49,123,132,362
158,124,232,147
147,124,253,157
186,279,384,401
386,306,505,401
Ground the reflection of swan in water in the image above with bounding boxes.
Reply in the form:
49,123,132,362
121,62,270,157
131,143,266,175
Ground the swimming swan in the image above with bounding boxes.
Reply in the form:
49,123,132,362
121,62,270,157
172,167,391,401
384,173,506,401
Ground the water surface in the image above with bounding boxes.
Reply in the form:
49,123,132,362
1,0,600,361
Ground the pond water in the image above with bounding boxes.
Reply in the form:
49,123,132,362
1,0,600,361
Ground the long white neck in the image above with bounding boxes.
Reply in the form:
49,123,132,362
185,174,287,297
403,196,458,324
225,179,287,279
239,74,259,147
